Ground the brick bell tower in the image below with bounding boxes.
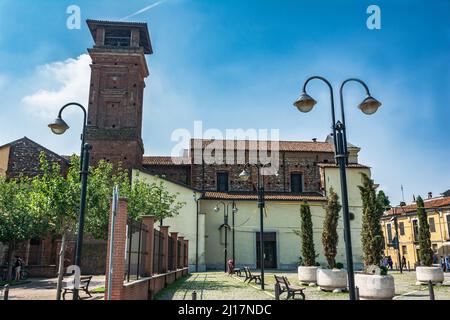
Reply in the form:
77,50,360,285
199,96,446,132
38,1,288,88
85,19,153,170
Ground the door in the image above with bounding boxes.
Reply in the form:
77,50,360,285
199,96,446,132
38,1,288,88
256,232,277,269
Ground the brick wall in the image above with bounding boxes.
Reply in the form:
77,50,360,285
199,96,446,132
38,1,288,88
190,150,334,193
142,165,190,186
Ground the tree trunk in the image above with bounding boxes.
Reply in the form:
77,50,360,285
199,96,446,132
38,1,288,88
6,241,16,282
55,233,67,300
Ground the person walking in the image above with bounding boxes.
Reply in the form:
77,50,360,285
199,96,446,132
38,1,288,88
440,256,446,272
402,256,407,270
387,256,393,270
445,255,450,272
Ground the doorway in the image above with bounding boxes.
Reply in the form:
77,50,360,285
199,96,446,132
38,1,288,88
256,232,277,269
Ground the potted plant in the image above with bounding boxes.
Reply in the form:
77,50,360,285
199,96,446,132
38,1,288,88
354,173,395,300
317,188,348,292
295,202,318,286
415,196,444,285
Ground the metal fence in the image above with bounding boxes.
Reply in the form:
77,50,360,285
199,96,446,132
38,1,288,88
153,229,164,274
168,236,175,271
177,240,182,269
124,218,148,282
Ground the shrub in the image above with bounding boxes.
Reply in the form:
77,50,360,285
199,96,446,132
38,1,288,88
322,188,341,269
416,196,433,266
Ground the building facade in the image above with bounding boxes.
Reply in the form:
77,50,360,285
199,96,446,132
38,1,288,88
381,193,450,269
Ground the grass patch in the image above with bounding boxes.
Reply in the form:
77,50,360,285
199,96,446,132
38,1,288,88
90,286,105,294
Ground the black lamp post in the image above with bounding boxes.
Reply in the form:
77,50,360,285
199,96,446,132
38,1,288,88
48,102,91,300
293,77,381,300
231,201,238,265
239,163,276,290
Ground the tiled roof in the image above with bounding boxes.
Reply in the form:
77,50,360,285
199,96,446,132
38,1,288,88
142,156,191,166
201,192,326,202
190,139,334,153
317,163,371,169
385,196,450,215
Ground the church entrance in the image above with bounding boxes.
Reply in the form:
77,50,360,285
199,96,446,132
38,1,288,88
255,232,277,269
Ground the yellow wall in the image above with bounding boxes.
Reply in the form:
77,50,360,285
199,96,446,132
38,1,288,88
132,169,206,271
0,146,10,177
382,210,450,269
134,166,371,271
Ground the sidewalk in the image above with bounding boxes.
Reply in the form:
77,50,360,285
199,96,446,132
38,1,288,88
4,276,105,300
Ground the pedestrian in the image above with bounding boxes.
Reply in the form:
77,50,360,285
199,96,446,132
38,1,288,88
402,256,407,269
227,259,234,275
387,256,393,270
14,256,23,281
445,255,450,272
441,256,447,272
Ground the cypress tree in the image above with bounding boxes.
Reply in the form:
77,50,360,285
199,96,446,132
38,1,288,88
322,188,341,269
299,201,315,266
416,195,433,266
358,173,385,267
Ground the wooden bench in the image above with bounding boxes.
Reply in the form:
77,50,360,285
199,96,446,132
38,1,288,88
62,275,93,300
243,267,261,284
274,275,305,300
232,268,242,277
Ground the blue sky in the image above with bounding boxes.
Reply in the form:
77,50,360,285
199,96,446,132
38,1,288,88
0,0,449,204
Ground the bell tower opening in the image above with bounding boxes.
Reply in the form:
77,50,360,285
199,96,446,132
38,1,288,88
85,19,153,170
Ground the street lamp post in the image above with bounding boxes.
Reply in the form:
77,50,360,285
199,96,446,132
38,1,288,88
48,102,91,300
214,201,238,273
231,201,238,265
293,77,381,300
239,163,275,291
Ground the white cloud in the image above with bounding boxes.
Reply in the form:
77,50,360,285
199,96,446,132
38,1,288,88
22,54,91,119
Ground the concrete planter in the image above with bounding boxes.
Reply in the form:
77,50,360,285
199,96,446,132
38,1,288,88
317,268,347,292
297,266,318,285
355,274,395,300
416,266,444,284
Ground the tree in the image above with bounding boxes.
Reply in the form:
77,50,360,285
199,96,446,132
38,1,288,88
376,190,391,212
84,160,129,240
29,153,81,299
0,176,44,281
127,175,186,222
416,195,433,266
294,202,315,266
322,188,341,269
358,173,385,268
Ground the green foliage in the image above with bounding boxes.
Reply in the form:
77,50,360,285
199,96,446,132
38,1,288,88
29,153,80,236
416,195,433,266
322,188,341,269
358,173,385,267
0,176,44,246
376,190,391,212
294,202,316,266
335,262,344,269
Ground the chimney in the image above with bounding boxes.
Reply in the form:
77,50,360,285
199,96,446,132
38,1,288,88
428,192,433,199
312,138,317,142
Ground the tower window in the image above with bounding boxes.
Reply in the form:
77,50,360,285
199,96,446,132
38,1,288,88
105,29,131,47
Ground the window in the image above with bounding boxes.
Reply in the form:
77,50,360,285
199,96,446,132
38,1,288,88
429,217,436,233
399,222,405,235
386,224,393,244
217,172,229,192
402,245,407,255
291,173,303,193
412,220,419,242
447,215,450,239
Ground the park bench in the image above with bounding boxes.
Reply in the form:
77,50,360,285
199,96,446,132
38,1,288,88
274,275,306,300
62,275,93,300
232,268,242,277
243,267,261,284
